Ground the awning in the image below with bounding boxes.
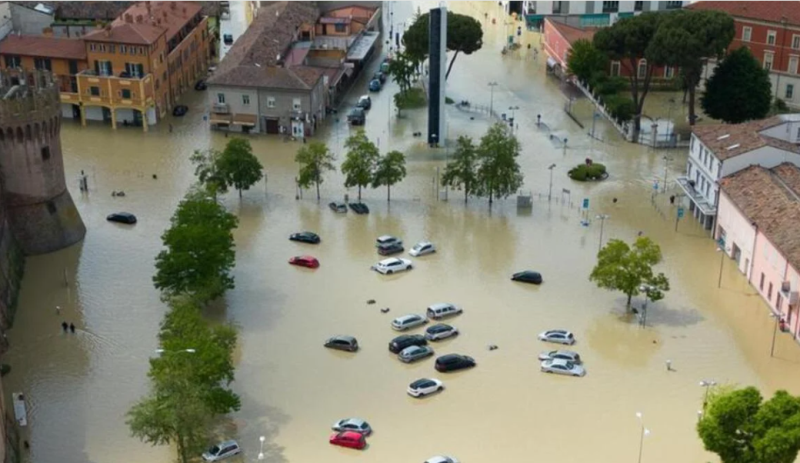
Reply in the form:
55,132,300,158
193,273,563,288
210,114,232,124
546,56,557,69
232,113,257,126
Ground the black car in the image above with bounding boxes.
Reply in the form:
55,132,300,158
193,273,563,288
329,202,347,213
378,243,404,256
388,334,427,354
347,107,365,125
172,105,188,117
107,212,137,224
324,335,359,352
349,202,369,214
194,79,207,91
290,231,320,244
223,34,234,45
435,354,476,372
512,270,543,285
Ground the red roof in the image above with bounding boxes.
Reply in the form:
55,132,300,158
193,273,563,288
84,1,202,45
547,19,597,46
0,35,87,61
687,1,800,26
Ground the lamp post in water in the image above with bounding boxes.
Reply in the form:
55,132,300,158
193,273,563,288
700,380,717,409
635,412,650,463
488,82,498,115
596,214,610,253
548,164,556,202
257,435,266,460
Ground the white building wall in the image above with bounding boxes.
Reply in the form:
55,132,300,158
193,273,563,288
0,2,12,41
208,85,259,117
760,118,800,142
686,136,721,206
534,1,553,15
722,146,800,177
60,103,75,119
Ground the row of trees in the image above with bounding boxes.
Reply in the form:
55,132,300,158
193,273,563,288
127,138,260,463
295,131,407,202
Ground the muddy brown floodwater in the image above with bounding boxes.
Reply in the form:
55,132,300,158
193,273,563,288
4,2,800,463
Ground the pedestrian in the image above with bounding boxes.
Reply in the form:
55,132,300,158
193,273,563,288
638,231,644,237
61,321,68,332
56,305,61,315
669,195,675,205
612,197,617,204
666,360,672,371
69,323,75,333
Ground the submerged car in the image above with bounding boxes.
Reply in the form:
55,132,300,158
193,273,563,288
435,354,476,372
409,241,436,256
107,212,137,224
378,242,404,256
376,235,402,247
369,79,381,92
538,330,576,345
388,334,427,353
202,440,241,461
541,358,586,377
349,202,370,214
398,345,435,363
324,335,359,352
194,79,207,91
426,303,462,320
538,350,582,364
329,202,348,213
373,71,386,83
288,255,319,268
223,33,234,45
425,457,460,463
329,431,366,450
512,270,543,284
391,314,428,331
289,231,320,244
332,418,372,436
347,107,365,125
172,105,188,117
357,95,372,110
407,378,444,397
372,257,413,275
425,323,459,341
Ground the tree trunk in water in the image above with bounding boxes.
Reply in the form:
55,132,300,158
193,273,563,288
315,181,321,202
464,188,468,204
358,185,362,201
688,86,697,126
387,185,391,202
445,50,460,80
238,187,242,198
626,293,633,309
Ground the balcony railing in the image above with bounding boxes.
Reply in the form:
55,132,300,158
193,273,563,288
79,70,146,80
676,176,716,215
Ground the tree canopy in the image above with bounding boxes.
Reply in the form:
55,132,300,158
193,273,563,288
190,148,227,198
341,131,379,200
295,141,336,201
372,150,407,202
217,138,264,197
442,135,479,204
387,51,416,94
698,386,800,463
403,11,483,79
567,39,608,84
589,236,670,308
701,47,772,124
474,123,524,205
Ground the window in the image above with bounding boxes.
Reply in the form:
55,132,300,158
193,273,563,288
242,94,250,105
139,47,145,55
99,44,106,53
786,84,795,100
760,273,765,290
120,45,127,54
96,60,113,76
794,35,800,50
552,1,563,14
610,61,621,77
797,127,800,141
664,66,674,79
666,1,682,8
90,86,100,96
41,146,50,160
789,56,798,74
602,1,619,13
768,282,773,301
742,26,752,42
764,52,774,71
267,97,276,108
776,293,783,311
4,55,20,68
217,93,225,104
89,43,96,51
293,98,301,111
634,1,643,11
767,30,777,45
121,89,132,99
334,23,346,33
34,58,52,71
108,44,115,53
130,47,136,55
637,59,647,79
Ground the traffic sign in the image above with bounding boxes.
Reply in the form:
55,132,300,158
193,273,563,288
677,207,685,219
582,198,589,209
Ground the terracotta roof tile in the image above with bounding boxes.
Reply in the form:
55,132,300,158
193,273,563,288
720,163,800,271
54,1,132,21
547,19,597,46
0,35,87,61
84,1,202,45
687,1,800,26
691,117,796,160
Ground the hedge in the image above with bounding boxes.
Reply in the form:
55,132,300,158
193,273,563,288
568,163,607,181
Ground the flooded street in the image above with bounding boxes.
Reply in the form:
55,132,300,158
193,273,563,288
5,2,800,463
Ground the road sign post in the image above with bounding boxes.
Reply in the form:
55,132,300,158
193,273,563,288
675,207,684,231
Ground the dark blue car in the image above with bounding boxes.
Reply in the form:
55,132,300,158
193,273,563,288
369,79,381,92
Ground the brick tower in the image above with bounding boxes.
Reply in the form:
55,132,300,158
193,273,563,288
0,70,85,255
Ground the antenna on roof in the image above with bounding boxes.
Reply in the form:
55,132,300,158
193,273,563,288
726,144,741,151
717,134,730,140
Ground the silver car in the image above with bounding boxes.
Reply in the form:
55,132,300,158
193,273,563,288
538,350,582,364
409,241,436,256
425,456,460,463
331,417,372,435
537,329,576,345
398,345,435,363
425,323,459,341
540,358,586,377
391,314,428,331
202,440,241,461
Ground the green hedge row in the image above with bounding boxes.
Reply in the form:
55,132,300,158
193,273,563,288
569,163,608,181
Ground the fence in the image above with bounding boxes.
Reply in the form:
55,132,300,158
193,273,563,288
571,78,633,142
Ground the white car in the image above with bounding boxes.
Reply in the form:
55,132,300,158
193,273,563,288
372,257,413,274
540,358,586,377
538,350,582,364
409,241,436,256
376,235,402,247
202,440,241,461
425,456,460,463
392,314,428,331
537,329,576,345
425,323,459,341
407,378,444,397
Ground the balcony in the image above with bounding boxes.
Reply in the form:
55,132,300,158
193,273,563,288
676,176,716,215
79,70,146,81
212,102,229,114
780,281,800,306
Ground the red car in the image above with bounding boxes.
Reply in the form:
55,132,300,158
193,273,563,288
289,255,319,268
329,431,366,450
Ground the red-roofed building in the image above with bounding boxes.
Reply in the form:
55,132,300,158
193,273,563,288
688,1,800,109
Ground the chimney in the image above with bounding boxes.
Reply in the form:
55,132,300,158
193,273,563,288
135,14,143,23
145,1,152,17
124,13,133,23
41,27,53,37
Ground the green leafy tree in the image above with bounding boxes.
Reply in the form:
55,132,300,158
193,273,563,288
567,39,608,83
593,13,663,140
217,138,264,197
701,47,772,124
474,124,524,205
153,189,238,302
698,387,800,463
589,236,670,309
341,131,379,201
648,10,735,125
190,148,227,198
387,51,416,94
403,11,483,79
372,150,406,202
295,141,336,201
441,135,479,204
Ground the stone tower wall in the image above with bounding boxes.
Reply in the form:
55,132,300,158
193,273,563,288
0,70,85,255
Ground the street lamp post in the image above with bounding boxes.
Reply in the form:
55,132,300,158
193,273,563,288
590,110,600,139
662,156,672,194
716,245,726,288
635,412,650,463
548,164,556,202
508,105,520,132
596,214,610,253
488,82,498,116
257,435,266,460
700,380,717,409
770,312,780,357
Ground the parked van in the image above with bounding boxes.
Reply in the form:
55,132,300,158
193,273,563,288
426,303,463,320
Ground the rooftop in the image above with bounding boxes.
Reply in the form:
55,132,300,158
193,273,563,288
325,5,377,24
687,1,800,27
346,31,379,61
208,1,324,91
720,163,800,272
546,18,597,46
52,1,131,21
83,1,203,45
691,117,800,160
0,34,87,61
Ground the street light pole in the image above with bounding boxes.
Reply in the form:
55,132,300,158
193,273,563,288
717,246,725,288
596,214,610,253
508,105,520,133
638,284,653,328
488,82,498,116
770,313,780,357
548,164,556,202
258,435,266,460
662,156,672,194
700,380,717,409
635,412,649,463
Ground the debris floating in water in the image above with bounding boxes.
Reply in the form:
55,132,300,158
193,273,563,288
487,344,498,351
366,299,376,305
380,308,390,314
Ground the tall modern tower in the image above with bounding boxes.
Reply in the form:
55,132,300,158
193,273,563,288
428,6,447,147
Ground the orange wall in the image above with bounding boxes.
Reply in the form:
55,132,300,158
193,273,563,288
0,55,89,93
166,16,209,106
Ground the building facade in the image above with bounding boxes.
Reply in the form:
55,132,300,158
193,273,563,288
522,1,686,29
689,2,800,109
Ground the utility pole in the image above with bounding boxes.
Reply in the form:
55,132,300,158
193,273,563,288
596,214,610,253
548,164,556,202
488,82,498,116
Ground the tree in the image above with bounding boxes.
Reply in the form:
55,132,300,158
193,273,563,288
701,47,772,124
372,150,406,202
593,13,663,140
441,135,479,204
153,189,238,302
295,141,336,201
387,51,416,94
648,10,735,125
567,39,608,83
217,138,264,197
698,386,800,463
589,236,670,309
190,148,227,198
341,131,379,201
474,124,524,205
403,11,483,80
